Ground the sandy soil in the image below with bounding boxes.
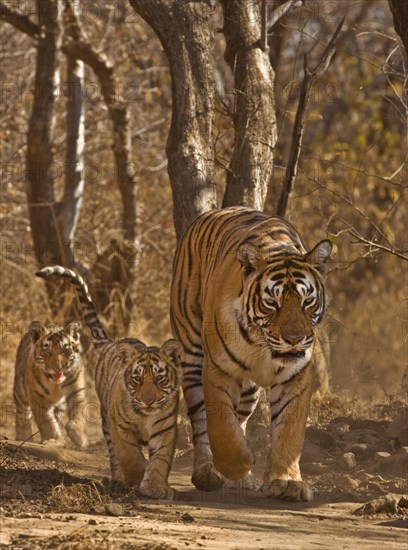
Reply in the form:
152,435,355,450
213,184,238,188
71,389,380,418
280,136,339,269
0,396,408,550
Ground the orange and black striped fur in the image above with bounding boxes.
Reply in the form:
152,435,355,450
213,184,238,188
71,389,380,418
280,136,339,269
170,207,332,501
36,266,182,500
13,321,87,448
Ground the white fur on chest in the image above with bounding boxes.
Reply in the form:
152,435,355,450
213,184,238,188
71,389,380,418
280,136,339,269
240,343,311,387
215,301,312,388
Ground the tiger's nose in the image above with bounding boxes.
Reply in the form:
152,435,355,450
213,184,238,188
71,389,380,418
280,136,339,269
283,335,303,346
142,394,155,406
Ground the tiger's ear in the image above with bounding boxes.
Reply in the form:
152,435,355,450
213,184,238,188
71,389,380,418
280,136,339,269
65,321,81,343
305,240,332,273
236,243,266,275
116,343,137,363
28,321,45,342
160,339,182,366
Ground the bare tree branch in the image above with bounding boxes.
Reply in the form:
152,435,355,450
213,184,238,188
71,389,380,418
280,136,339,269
267,0,304,32
348,229,408,262
276,17,345,217
303,173,408,262
304,154,408,188
305,173,395,246
0,1,38,37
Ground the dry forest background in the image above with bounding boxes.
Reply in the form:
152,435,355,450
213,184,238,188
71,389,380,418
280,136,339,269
0,0,407,407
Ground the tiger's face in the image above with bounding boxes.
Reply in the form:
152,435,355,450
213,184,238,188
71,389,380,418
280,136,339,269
30,321,82,383
121,340,182,410
256,266,325,356
237,239,331,364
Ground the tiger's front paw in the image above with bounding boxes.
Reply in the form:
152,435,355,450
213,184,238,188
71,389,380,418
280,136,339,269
213,446,253,482
139,480,174,500
223,472,257,490
261,479,314,502
66,422,88,448
192,462,224,492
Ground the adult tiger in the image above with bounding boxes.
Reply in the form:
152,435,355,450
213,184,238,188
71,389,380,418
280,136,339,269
170,207,332,501
36,266,182,500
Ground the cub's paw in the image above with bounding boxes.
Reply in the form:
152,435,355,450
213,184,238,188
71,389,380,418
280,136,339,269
66,423,88,448
41,437,65,448
139,481,174,500
192,463,224,492
261,479,314,502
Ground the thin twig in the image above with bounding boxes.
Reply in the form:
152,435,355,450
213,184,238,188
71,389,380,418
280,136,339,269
302,153,408,188
298,173,408,261
267,0,304,33
348,229,408,262
277,17,345,217
260,0,268,51
0,431,40,467
304,174,391,246
326,253,373,274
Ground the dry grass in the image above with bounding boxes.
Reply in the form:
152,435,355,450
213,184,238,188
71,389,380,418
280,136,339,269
50,482,103,513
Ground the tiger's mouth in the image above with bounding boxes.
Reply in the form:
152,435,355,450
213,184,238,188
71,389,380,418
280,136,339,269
271,349,306,359
48,372,65,383
135,400,160,411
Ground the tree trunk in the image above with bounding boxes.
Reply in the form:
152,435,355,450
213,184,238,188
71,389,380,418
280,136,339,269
164,2,218,239
64,0,138,243
26,0,62,267
58,55,85,257
221,0,277,210
388,0,408,57
60,1,138,330
129,0,218,240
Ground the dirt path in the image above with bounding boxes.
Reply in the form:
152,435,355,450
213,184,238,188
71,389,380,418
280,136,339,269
1,440,407,550
2,502,407,550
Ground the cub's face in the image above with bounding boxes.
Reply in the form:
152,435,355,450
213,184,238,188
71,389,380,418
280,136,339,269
237,239,331,362
120,340,182,411
30,321,82,383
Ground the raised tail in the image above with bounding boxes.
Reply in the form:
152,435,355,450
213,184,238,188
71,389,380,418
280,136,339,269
36,266,110,349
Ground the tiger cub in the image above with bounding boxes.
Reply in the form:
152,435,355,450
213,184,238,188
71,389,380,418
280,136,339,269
36,266,182,500
13,321,88,447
